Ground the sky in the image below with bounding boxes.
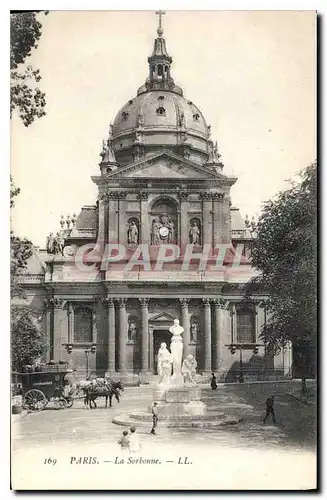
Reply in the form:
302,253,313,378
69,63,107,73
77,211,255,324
10,10,316,247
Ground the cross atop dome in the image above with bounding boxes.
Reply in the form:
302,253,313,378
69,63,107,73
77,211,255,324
156,10,165,37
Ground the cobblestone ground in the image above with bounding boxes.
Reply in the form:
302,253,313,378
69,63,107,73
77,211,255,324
12,382,316,452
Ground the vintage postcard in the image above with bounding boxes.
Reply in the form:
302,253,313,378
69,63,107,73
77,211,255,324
10,10,317,490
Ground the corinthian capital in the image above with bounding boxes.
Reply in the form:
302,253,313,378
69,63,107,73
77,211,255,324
213,298,229,309
202,298,212,307
117,298,127,308
179,298,189,308
139,298,149,308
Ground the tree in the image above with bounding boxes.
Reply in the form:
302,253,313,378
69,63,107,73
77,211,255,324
11,177,48,369
11,306,48,371
244,162,317,391
10,11,48,126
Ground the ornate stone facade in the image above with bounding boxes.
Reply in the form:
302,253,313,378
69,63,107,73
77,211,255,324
19,14,291,382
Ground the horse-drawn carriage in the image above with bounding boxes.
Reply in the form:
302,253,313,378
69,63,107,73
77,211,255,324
12,363,75,412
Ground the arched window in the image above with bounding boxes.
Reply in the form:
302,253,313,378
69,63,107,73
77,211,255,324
74,306,93,343
158,64,163,76
236,306,255,343
122,111,129,120
193,113,200,122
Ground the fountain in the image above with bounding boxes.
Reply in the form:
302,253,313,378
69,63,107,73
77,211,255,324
113,319,242,429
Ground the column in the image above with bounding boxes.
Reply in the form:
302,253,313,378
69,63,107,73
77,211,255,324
92,303,98,344
108,192,119,244
97,194,107,251
221,194,232,243
213,299,228,372
53,298,64,361
67,302,74,344
138,192,149,244
44,299,52,362
118,192,127,245
139,298,149,372
179,298,190,357
118,298,127,372
203,298,212,372
179,192,190,253
201,193,213,248
212,192,224,247
107,298,116,372
231,303,237,343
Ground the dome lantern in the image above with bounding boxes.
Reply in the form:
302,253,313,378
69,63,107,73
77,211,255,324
137,10,183,96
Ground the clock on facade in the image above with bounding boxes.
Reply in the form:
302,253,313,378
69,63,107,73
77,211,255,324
159,226,169,239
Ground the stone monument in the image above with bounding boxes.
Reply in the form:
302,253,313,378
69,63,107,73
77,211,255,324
113,318,242,429
152,318,206,420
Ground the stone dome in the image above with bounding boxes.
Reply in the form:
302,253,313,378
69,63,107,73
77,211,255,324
111,90,210,165
100,16,223,171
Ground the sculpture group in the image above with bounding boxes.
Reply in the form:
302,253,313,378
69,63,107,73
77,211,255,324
46,232,64,255
151,213,175,245
157,319,197,387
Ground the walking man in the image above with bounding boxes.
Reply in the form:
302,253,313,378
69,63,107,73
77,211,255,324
263,395,276,424
150,402,159,435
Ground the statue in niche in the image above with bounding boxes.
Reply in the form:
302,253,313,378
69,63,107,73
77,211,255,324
167,216,174,243
128,321,137,342
189,221,201,245
182,355,197,386
127,221,138,245
157,342,173,385
190,320,198,343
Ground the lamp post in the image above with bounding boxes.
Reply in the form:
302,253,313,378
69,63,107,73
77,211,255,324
85,344,96,379
228,344,262,383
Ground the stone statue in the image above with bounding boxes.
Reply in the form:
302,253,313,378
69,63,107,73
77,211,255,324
128,221,138,245
151,218,160,245
46,232,55,254
190,321,198,343
128,322,137,342
157,342,173,385
55,232,64,256
182,355,197,386
46,232,64,255
189,221,200,245
167,217,174,243
169,319,184,384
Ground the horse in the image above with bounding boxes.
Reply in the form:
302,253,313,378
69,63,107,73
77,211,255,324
84,380,124,409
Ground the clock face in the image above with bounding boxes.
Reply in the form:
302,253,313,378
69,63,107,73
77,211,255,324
159,226,169,238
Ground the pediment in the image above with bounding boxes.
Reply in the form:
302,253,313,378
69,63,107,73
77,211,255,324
149,311,177,323
107,150,221,180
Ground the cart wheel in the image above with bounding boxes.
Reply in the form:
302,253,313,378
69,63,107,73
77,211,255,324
55,397,68,410
24,389,47,412
65,397,74,408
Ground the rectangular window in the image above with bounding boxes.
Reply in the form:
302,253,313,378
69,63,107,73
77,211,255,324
237,309,255,343
74,307,93,343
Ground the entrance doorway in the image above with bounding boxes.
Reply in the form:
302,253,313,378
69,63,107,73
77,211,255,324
153,330,171,375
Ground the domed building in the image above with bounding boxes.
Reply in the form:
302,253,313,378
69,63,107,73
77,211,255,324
20,13,292,382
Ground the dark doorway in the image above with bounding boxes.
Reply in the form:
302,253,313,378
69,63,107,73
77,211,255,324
153,330,171,374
